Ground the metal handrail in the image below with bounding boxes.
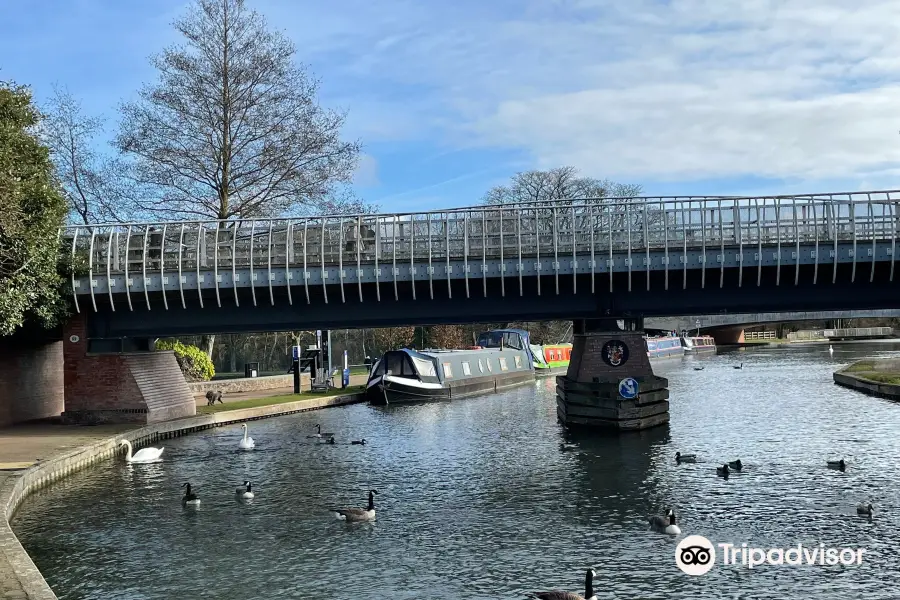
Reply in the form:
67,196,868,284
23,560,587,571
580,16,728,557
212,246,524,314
63,191,900,310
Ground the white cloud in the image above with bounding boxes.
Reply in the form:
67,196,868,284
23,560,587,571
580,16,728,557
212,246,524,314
272,0,900,185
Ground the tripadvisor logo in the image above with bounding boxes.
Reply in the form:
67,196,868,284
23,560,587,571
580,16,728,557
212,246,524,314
675,535,867,575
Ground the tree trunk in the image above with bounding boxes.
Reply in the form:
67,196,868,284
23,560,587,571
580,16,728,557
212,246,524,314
200,334,216,359
228,335,237,373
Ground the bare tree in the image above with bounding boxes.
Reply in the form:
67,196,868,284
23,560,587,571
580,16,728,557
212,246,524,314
41,86,127,224
369,327,415,355
115,0,360,222
482,166,642,206
425,325,467,349
117,0,362,357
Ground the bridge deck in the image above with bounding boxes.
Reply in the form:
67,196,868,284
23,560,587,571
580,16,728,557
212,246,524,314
62,192,900,313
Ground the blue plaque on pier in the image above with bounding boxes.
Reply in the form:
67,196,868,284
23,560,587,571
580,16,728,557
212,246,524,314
618,377,639,399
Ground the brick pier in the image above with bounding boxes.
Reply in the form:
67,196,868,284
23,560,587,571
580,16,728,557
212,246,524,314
556,319,670,431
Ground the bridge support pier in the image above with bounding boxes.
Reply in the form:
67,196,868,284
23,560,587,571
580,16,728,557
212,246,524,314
556,319,669,432
61,315,196,425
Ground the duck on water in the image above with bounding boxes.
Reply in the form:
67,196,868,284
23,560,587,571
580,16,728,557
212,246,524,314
366,329,535,405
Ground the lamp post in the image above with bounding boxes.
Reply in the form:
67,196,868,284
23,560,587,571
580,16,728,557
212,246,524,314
695,319,701,336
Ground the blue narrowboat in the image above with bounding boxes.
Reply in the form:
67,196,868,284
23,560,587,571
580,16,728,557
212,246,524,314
645,335,685,360
366,329,535,405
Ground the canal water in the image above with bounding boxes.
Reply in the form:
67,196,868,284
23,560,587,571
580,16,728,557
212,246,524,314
13,342,900,599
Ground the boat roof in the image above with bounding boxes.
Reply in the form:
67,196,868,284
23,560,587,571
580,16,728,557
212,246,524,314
482,328,529,337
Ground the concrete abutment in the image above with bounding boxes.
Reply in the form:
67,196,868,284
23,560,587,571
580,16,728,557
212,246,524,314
556,319,670,432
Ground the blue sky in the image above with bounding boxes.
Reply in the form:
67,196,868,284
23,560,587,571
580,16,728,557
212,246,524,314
2,0,900,213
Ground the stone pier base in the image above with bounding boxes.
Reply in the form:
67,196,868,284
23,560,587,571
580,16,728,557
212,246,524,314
556,324,669,431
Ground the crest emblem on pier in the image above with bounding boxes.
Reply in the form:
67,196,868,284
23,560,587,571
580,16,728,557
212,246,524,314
602,340,629,367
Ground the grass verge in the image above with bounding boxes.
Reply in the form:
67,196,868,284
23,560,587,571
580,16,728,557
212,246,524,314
198,386,365,414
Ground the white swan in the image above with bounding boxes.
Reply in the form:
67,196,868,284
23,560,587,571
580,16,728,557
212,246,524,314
119,439,164,463
239,424,255,450
236,481,254,499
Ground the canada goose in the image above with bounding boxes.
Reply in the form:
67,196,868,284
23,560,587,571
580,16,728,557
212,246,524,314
528,568,597,600
351,439,367,445
727,459,743,471
827,459,846,472
649,509,682,535
333,490,377,522
675,452,697,463
314,424,334,439
733,363,743,369
181,483,200,506
716,464,730,477
235,481,254,499
857,503,874,516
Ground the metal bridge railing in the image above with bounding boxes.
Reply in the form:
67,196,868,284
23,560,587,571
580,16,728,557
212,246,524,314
62,191,900,303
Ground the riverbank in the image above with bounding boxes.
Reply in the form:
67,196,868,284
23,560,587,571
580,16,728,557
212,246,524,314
833,358,900,400
0,388,366,599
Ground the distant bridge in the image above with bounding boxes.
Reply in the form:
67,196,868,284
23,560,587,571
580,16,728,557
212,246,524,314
646,309,900,333
61,190,900,339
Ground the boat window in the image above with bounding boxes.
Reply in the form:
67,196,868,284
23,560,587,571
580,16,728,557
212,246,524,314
514,355,522,368
385,353,404,376
412,357,437,378
486,358,493,372
442,362,453,378
478,359,484,373
499,357,508,371
502,332,523,350
371,359,384,376
462,362,471,376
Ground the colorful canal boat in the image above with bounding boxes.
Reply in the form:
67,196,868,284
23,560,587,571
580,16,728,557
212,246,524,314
530,343,573,377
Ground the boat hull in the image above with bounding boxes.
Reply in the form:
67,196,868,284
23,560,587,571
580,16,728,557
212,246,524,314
535,365,569,378
368,371,534,405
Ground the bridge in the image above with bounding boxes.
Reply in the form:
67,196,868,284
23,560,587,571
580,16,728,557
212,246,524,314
63,190,900,340
646,309,900,341
10,190,900,430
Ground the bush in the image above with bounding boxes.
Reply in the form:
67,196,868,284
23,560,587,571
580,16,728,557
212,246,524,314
155,339,215,382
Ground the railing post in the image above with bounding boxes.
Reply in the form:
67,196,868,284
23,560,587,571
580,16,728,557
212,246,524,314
142,225,153,311
106,226,115,312
249,220,257,307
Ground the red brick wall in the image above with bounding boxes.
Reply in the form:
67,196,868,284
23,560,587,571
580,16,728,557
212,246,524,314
566,332,656,383
62,314,195,424
0,341,64,426
711,327,745,344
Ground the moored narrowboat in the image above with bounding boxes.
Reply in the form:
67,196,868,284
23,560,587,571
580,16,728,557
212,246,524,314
530,343,572,377
681,335,717,354
645,335,685,360
367,329,535,405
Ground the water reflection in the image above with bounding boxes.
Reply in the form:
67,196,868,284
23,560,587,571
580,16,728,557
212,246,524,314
13,341,900,599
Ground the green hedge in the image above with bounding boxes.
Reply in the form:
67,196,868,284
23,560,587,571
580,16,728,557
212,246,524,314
155,339,215,382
